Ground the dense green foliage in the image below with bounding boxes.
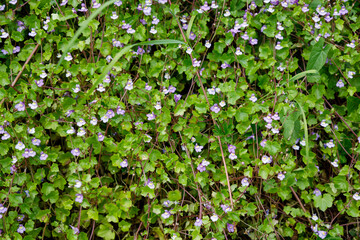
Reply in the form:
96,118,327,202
1,0,360,239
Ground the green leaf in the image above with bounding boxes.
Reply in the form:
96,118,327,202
97,224,115,240
264,141,281,155
168,190,181,201
306,38,331,83
0,71,10,86
314,194,333,211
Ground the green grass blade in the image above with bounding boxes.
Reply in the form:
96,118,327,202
55,0,117,70
84,39,185,99
288,69,318,82
186,14,196,40
295,99,309,163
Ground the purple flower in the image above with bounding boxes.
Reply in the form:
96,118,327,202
261,155,272,164
116,107,125,115
261,25,267,33
210,104,220,113
112,39,122,47
17,224,25,234
0,204,7,214
140,19,147,25
318,231,327,239
0,5,4,11
161,210,171,219
227,223,235,233
200,1,210,11
70,225,79,235
75,194,83,203
336,79,344,88
106,109,115,118
78,3,87,12
97,133,104,142
71,148,80,157
120,159,128,168
13,46,20,54
339,6,348,15
168,85,176,93
147,112,156,120
40,151,48,161
197,163,206,172
60,0,67,6
15,141,25,151
158,0,167,3
241,32,249,40
194,217,202,227
65,110,74,117
10,165,16,174
194,144,203,152
114,1,122,6
1,49,8,55
221,62,230,69
229,153,237,160
228,145,236,153
313,188,322,196
35,79,44,87
15,102,25,111
278,172,285,181
221,204,232,213
92,0,101,8
145,179,155,189
189,31,196,40
192,58,201,67
17,214,25,221
32,138,41,146
260,139,267,147
174,94,182,103
143,6,151,15
241,177,249,186
1,131,10,140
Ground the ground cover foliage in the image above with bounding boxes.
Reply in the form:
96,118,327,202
0,0,360,239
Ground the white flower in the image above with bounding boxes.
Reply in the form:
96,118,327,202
312,214,318,221
249,94,257,102
327,139,335,148
97,84,106,92
74,180,82,188
205,40,211,48
186,47,193,54
331,159,339,167
300,139,306,146
261,155,272,164
28,28,36,37
154,102,162,110
277,172,285,181
15,141,25,151
28,128,35,134
77,118,86,127
210,214,218,222
292,144,299,150
110,11,118,19
77,127,86,137
348,71,356,79
320,120,328,127
219,101,226,107
149,26,157,34
40,71,47,78
64,53,73,61
67,127,75,135
224,9,230,17
353,192,360,201
125,79,133,90
241,177,249,186
90,117,98,125
28,101,38,110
